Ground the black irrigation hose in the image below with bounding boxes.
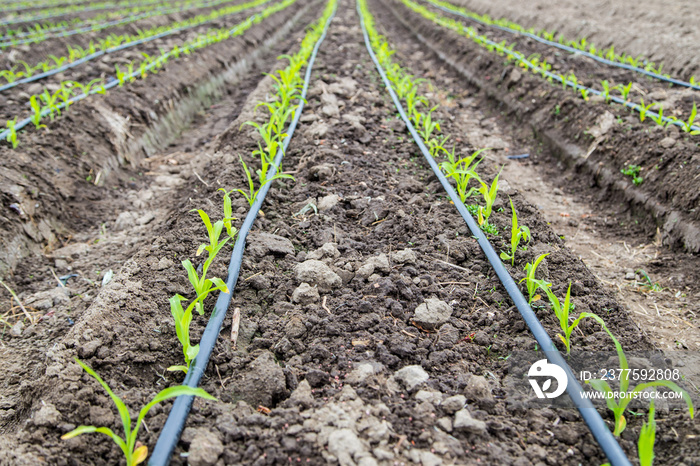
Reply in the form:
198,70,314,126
424,0,700,91
147,3,335,464
0,0,269,93
357,2,633,465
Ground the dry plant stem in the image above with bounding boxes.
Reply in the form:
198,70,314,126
0,279,33,323
230,307,241,348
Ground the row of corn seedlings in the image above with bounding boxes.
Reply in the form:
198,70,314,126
424,0,699,88
398,0,700,137
0,0,270,84
0,0,100,14
1,0,298,148
0,0,235,45
57,2,335,463
359,1,695,463
0,0,172,40
0,0,172,27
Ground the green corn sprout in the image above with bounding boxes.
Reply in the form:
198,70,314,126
680,103,699,134
169,209,231,373
638,99,654,122
467,167,502,225
520,253,550,303
500,198,530,266
184,209,230,314
586,325,694,436
600,80,612,103
541,282,604,355
617,82,633,101
441,148,484,203
62,358,216,465
29,96,46,130
218,188,239,241
5,118,19,148
649,106,667,127
638,399,656,466
236,154,257,206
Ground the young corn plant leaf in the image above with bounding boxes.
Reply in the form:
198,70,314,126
519,253,550,303
62,358,216,464
500,197,530,266
638,399,656,466
586,323,695,436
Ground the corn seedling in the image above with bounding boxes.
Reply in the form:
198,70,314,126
520,253,550,303
218,188,239,241
169,209,231,373
600,80,612,103
5,118,18,148
541,282,604,355
186,209,230,315
586,326,694,436
467,166,502,225
638,99,654,122
638,399,656,466
680,103,700,134
621,164,643,186
617,82,633,101
62,358,216,465
649,106,668,128
29,96,46,130
500,198,530,266
440,148,484,203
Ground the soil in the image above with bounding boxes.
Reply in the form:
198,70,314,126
0,0,698,465
449,0,700,80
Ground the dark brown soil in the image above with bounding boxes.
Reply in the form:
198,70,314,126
0,0,698,465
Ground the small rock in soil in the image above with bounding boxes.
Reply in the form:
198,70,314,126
284,380,313,409
294,260,342,292
415,389,443,405
440,394,466,413
247,232,294,258
354,263,375,281
453,408,487,435
413,298,452,330
187,430,224,466
307,242,340,260
390,248,417,264
466,375,493,402
10,321,23,336
345,362,377,384
436,417,453,433
305,369,330,388
327,428,365,466
292,282,320,305
230,351,286,407
364,253,390,273
659,137,676,148
34,403,61,427
284,316,307,338
394,365,429,391
318,193,341,211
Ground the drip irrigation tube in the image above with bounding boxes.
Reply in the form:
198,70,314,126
147,3,334,464
357,1,633,465
0,0,240,46
424,0,700,91
0,3,292,143
0,0,270,93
